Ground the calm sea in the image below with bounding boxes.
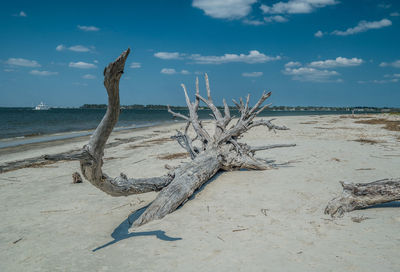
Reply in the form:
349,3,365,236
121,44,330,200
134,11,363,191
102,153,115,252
0,107,375,148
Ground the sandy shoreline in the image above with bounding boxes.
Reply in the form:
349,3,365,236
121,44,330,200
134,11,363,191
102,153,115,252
1,114,399,271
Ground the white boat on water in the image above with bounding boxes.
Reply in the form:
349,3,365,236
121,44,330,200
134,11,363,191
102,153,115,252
34,102,50,110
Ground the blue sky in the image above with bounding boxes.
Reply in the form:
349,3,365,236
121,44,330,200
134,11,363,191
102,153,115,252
1,0,399,107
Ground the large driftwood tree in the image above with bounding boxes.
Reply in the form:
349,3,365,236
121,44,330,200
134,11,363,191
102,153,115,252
79,49,294,227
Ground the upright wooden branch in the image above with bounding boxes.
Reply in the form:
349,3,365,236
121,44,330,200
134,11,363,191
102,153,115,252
325,178,400,217
79,49,173,196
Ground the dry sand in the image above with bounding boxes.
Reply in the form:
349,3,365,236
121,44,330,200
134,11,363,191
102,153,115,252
1,114,400,271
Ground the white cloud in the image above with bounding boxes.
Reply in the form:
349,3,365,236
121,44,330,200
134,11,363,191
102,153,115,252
29,70,58,76
5,58,40,67
13,11,27,17
309,57,363,68
264,15,288,23
380,78,398,83
68,62,97,69
242,71,263,77
243,19,265,25
161,68,177,75
56,45,66,51
154,50,280,65
384,73,400,78
261,0,337,14
284,57,363,82
181,70,190,75
69,45,91,52
82,74,96,79
283,67,339,82
56,44,92,52
154,52,184,60
314,30,324,37
192,0,257,19
285,61,302,68
190,50,281,64
380,60,400,68
77,25,100,31
368,78,398,84
390,12,400,17
161,68,190,75
332,19,392,36
130,62,141,68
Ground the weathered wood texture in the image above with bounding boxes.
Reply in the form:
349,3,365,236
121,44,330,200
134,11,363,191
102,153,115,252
79,49,174,197
78,49,295,227
0,149,85,173
325,178,400,217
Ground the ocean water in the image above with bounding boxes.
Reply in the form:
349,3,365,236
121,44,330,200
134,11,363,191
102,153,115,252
0,108,179,139
0,107,372,148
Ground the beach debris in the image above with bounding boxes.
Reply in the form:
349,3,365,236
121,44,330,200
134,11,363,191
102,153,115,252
164,164,175,170
351,215,371,223
325,178,400,217
232,228,248,232
353,138,381,145
261,208,268,216
354,118,400,132
40,209,71,213
72,172,82,183
77,49,295,228
13,238,23,244
157,152,189,160
0,157,57,173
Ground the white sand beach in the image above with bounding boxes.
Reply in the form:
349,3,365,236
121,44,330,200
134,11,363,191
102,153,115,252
1,114,400,272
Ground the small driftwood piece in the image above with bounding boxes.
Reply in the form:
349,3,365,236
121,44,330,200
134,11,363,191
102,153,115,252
78,49,295,227
72,172,83,183
325,178,400,217
1,136,145,174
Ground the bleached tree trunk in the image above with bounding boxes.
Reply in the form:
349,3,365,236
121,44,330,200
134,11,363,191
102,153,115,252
325,178,400,217
79,49,295,227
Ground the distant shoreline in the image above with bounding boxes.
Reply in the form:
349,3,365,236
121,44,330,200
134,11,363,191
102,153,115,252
1,105,397,111
0,111,382,150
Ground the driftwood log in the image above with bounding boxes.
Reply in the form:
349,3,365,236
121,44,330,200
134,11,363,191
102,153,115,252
79,49,295,227
325,178,400,217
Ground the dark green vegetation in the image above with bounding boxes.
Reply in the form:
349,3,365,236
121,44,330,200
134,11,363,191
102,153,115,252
79,104,399,112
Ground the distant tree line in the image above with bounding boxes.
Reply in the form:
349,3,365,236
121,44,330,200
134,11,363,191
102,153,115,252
80,104,188,110
80,104,108,109
79,104,398,112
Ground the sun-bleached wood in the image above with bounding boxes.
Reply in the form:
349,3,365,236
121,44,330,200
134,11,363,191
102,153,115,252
325,178,400,217
79,49,295,226
79,49,174,196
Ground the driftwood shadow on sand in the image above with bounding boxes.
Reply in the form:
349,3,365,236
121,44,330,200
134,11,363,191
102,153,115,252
365,201,400,209
92,206,182,252
94,171,225,252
